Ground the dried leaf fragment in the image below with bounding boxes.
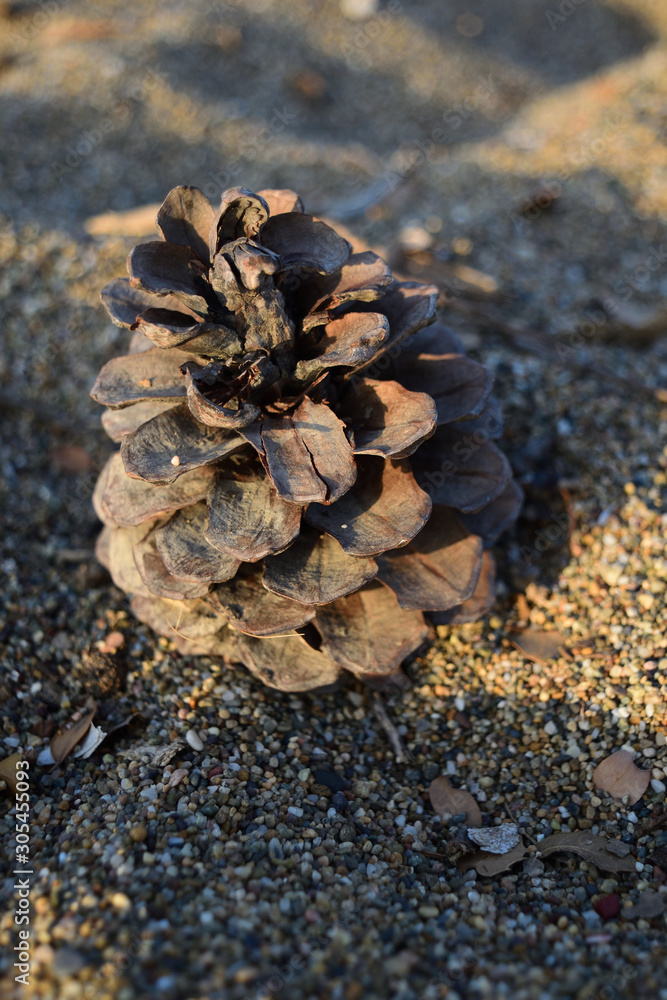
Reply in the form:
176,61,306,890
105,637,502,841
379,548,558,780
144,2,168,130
428,776,482,827
538,832,637,872
509,629,568,665
469,842,528,876
70,723,108,759
621,892,666,920
0,753,24,794
592,749,650,805
43,701,97,768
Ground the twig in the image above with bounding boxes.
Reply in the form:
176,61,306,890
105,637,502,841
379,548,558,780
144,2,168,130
502,799,537,846
371,692,411,763
639,807,667,836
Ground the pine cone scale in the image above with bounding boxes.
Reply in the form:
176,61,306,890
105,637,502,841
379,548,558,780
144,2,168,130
304,456,431,556
262,529,378,606
205,470,302,562
120,403,244,485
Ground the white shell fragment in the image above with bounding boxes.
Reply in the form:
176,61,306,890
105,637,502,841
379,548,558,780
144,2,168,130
467,823,520,854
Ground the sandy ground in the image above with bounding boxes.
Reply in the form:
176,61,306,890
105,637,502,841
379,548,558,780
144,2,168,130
1,1,667,998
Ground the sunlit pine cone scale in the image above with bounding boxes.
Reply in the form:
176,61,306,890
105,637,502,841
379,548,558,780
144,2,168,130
91,185,522,692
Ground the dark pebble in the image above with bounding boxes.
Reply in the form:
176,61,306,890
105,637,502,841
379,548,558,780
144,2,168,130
312,769,347,793
332,791,348,812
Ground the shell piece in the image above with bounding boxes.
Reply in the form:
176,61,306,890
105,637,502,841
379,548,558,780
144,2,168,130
467,824,520,854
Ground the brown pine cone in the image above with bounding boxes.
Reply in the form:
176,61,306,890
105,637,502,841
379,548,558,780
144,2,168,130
91,185,522,691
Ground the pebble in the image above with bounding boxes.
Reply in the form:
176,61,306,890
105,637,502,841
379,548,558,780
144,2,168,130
595,895,621,920
52,947,87,977
110,892,132,913
268,838,284,863
186,729,204,751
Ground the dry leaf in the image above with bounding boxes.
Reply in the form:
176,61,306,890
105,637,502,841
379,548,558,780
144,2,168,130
538,832,637,873
429,776,482,827
467,823,520,854
592,749,650,805
469,842,527,876
29,717,56,739
44,701,97,768
621,891,666,920
0,753,23,794
509,629,568,664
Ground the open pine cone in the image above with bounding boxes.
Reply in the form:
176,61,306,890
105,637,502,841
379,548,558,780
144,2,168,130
91,185,522,692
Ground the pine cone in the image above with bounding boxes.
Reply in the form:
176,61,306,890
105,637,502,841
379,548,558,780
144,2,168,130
91,186,522,692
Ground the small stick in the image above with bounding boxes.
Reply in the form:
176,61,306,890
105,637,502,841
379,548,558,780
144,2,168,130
371,692,411,763
502,799,537,846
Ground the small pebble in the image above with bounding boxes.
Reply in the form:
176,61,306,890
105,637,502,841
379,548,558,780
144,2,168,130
186,729,204,751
